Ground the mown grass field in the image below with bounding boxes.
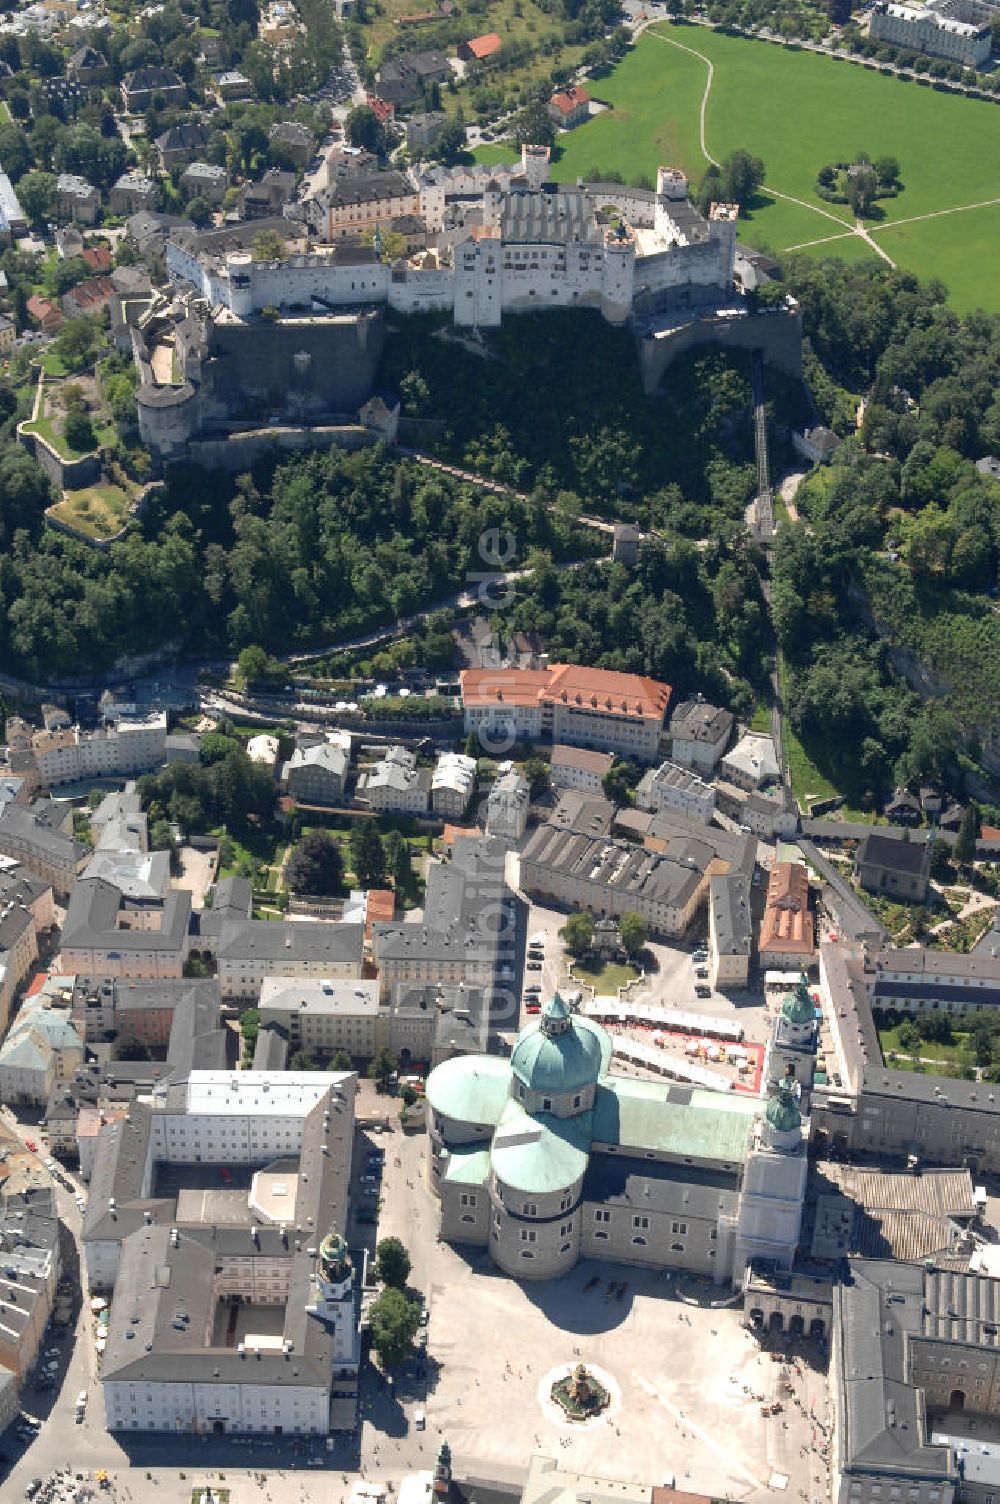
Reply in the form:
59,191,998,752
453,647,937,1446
481,24,1000,311
49,484,130,540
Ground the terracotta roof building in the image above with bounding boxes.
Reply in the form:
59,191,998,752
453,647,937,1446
547,84,591,128
458,31,502,60
26,295,63,333
461,664,670,762
759,860,815,970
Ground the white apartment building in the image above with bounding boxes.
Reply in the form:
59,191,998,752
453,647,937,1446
485,766,529,842
30,713,168,787
550,744,613,794
215,920,365,1002
870,0,990,65
461,664,670,763
358,747,431,815
258,977,381,1057
636,759,716,825
708,873,752,990
430,752,476,820
669,699,734,774
60,880,191,980
720,731,781,792
89,1071,360,1436
0,977,84,1107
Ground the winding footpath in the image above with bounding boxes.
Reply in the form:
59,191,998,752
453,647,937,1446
647,28,897,265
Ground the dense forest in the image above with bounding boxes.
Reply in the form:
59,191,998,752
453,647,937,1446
772,258,1000,806
2,259,1000,823
0,445,601,679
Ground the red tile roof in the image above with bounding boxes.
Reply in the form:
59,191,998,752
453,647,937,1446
464,31,501,58
65,276,115,311
26,295,62,329
82,244,113,273
760,861,815,955
367,95,396,122
549,84,590,115
460,664,671,722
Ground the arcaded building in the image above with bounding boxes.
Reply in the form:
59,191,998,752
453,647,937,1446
425,994,809,1285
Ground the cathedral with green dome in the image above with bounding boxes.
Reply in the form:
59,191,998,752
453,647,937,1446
424,991,811,1284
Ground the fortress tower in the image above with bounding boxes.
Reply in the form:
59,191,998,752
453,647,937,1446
656,165,689,201
600,220,636,324
708,201,739,283
224,252,255,319
520,143,551,191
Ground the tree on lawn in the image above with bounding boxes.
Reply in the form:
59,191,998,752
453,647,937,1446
560,909,595,957
602,757,640,806
18,169,57,224
523,756,550,798
63,405,96,453
351,819,386,886
240,1008,260,1059
328,1049,353,1071
369,1287,421,1369
345,104,385,155
384,828,413,891
512,98,554,149
368,1046,396,1091
289,1048,315,1071
286,830,344,895
954,804,979,867
846,165,878,218
618,911,648,959
374,1236,411,1289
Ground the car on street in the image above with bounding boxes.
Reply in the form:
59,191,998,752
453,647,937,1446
24,1140,37,1152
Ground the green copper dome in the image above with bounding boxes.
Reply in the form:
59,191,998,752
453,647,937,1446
781,977,814,1027
510,997,611,1097
765,1084,802,1134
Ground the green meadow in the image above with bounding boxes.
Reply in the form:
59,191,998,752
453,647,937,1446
476,24,1000,311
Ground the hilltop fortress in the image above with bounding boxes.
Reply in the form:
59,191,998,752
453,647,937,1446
134,146,802,465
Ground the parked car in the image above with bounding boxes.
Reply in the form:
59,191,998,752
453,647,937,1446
525,1003,541,1015
696,968,709,979
414,1408,426,1430
24,1140,37,1153
526,961,542,972
695,984,711,998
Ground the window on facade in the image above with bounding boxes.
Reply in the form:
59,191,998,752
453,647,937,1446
520,1229,537,1243
632,1236,647,1247
633,1215,649,1230
594,1210,610,1224
460,1193,477,1207
594,1230,608,1241
542,1098,552,1111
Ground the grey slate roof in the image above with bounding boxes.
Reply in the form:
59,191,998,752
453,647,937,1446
500,189,602,247
858,832,930,877
670,699,734,745
63,879,191,951
217,920,364,966
709,872,752,956
583,1154,738,1221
